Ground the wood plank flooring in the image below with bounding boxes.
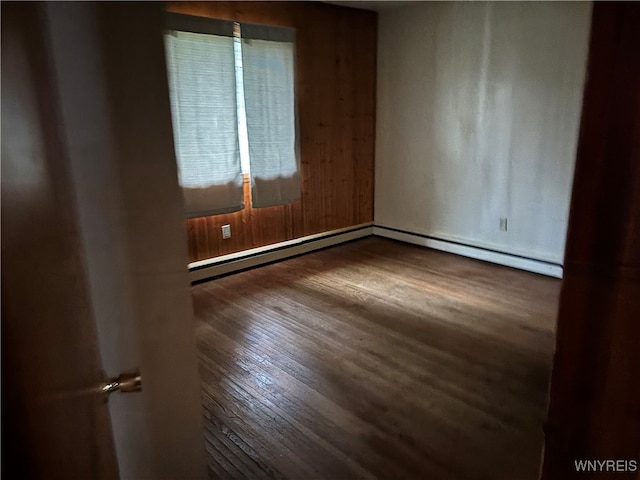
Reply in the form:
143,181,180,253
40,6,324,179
192,237,561,480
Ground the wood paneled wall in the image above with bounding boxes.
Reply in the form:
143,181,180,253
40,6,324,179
165,2,376,263
541,3,640,478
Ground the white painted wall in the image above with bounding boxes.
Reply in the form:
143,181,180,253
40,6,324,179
375,2,591,264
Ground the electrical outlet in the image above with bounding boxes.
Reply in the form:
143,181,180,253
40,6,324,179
221,224,231,239
499,217,508,232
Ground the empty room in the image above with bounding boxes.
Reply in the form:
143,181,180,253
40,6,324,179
2,2,638,480
175,1,585,478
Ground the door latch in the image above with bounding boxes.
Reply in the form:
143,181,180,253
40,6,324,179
101,369,142,399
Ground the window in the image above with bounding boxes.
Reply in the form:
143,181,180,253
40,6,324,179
164,14,300,218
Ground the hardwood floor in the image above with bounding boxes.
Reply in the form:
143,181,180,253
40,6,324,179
192,237,561,480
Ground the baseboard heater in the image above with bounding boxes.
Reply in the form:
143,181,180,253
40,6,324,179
373,225,563,278
189,223,563,283
189,223,374,283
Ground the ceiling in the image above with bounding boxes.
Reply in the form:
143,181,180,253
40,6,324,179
321,1,412,12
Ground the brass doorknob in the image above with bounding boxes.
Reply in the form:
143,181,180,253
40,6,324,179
102,369,142,398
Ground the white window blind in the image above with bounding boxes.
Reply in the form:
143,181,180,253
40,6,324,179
241,24,300,208
164,22,243,218
164,14,300,217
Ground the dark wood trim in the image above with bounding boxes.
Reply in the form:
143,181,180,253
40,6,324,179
541,2,640,478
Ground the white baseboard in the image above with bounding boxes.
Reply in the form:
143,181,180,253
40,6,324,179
189,222,562,282
373,226,563,278
189,223,374,283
